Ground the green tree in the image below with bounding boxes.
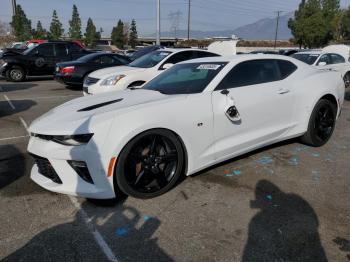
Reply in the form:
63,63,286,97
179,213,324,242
111,19,124,49
288,0,328,48
49,10,64,40
69,4,82,40
129,19,138,48
342,7,350,39
84,18,100,48
10,5,32,41
322,0,341,41
32,20,47,39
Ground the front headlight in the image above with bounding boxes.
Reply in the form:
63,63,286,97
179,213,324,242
100,74,126,86
32,133,94,146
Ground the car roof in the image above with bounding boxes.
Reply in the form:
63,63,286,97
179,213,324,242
162,48,216,53
178,54,310,68
295,50,322,55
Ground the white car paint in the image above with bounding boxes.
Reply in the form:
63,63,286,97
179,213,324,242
292,45,350,79
27,55,345,199
83,48,220,96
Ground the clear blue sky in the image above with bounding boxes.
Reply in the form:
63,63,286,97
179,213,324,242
0,0,349,36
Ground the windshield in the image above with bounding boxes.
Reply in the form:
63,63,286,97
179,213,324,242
292,53,319,65
130,45,162,61
129,51,171,68
143,62,227,95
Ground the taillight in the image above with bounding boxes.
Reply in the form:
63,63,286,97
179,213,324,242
60,66,75,74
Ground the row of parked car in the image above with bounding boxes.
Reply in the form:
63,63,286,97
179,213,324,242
1,40,350,93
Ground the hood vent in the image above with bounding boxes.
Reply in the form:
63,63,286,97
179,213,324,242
78,98,123,112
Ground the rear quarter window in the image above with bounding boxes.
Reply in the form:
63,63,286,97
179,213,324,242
277,60,297,79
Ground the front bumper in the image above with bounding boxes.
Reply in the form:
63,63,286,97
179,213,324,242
27,135,116,199
0,63,9,77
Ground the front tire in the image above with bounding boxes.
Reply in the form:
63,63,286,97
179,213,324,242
6,66,25,82
344,72,350,89
115,129,184,199
301,99,337,147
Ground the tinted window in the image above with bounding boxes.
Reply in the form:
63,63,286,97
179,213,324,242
317,54,331,65
36,44,54,56
277,60,297,79
112,55,130,65
330,54,345,64
100,55,115,64
165,51,195,64
55,44,68,56
68,43,81,52
291,53,319,65
143,62,227,94
216,59,280,90
195,51,220,58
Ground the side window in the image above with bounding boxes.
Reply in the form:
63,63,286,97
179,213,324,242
277,60,297,79
164,51,195,65
100,55,115,64
37,44,54,56
68,43,81,53
330,54,345,64
216,60,280,90
113,55,130,65
55,44,68,56
317,54,331,65
195,51,220,58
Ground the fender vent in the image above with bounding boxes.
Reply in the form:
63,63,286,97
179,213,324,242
78,99,123,112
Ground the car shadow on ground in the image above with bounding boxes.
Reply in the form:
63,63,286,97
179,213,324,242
0,100,36,118
0,145,26,190
242,180,327,261
3,199,173,262
0,83,37,92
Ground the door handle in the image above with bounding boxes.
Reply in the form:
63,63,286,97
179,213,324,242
277,88,290,94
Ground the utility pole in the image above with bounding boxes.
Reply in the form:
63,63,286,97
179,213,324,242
11,0,17,16
274,11,282,49
187,0,191,40
156,0,161,45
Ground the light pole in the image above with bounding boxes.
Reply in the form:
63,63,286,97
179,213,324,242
187,0,191,40
274,11,283,49
156,0,161,45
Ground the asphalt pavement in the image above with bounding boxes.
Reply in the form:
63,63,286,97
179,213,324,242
0,78,349,262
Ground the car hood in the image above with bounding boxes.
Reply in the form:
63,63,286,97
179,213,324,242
29,89,176,135
88,66,147,79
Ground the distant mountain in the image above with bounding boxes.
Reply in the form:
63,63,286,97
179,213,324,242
149,12,294,40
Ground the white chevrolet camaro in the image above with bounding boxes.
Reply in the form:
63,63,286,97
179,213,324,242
83,48,220,95
28,55,345,199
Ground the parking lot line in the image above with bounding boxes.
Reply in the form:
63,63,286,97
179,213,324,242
19,117,30,135
3,95,15,110
9,94,80,101
0,135,28,141
68,196,119,262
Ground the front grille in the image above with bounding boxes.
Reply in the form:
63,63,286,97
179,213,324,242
84,77,99,86
30,154,62,184
32,133,54,141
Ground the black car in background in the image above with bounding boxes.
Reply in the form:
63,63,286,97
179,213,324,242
0,41,94,82
55,52,131,87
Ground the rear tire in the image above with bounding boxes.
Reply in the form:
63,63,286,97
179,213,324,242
301,99,337,147
344,72,350,89
6,66,25,82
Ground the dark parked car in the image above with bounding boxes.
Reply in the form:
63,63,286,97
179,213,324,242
0,41,94,82
54,52,131,87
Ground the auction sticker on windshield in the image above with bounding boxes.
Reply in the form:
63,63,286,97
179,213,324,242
197,64,221,70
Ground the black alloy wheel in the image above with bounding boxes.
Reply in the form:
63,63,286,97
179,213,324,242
116,129,184,199
301,99,337,147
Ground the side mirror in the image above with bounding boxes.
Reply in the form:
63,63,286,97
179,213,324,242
161,63,174,70
318,62,327,66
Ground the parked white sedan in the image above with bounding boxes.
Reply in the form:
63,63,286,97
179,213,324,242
28,55,344,199
83,48,220,95
292,45,350,87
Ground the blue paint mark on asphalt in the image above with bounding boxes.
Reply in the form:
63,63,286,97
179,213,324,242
266,195,273,201
295,145,309,152
289,156,299,166
116,227,129,237
257,156,273,165
312,152,320,157
224,170,242,177
144,215,152,221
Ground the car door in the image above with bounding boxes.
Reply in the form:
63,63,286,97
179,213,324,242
327,53,347,74
29,44,55,75
211,59,296,160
